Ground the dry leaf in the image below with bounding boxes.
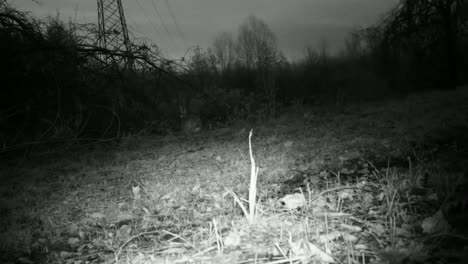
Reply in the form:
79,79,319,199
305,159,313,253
60,251,73,259
76,243,89,252
224,231,242,248
319,230,341,243
289,239,306,258
68,223,79,234
191,183,201,193
160,247,186,255
161,192,174,200
325,212,350,217
354,244,368,250
319,171,329,177
340,168,355,175
338,189,354,200
290,239,335,263
280,193,306,210
395,226,412,237
132,252,147,263
312,196,328,209
89,212,106,219
117,213,135,221
377,192,385,201
67,237,80,247
211,251,241,264
283,140,294,148
342,232,358,243
117,225,132,239
192,208,202,219
357,180,368,188
380,248,411,264
92,238,106,248
358,168,370,174
362,193,374,206
341,223,362,232
307,242,335,263
370,223,386,236
427,193,438,201
132,185,141,200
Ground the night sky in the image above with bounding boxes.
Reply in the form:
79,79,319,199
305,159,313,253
13,0,397,60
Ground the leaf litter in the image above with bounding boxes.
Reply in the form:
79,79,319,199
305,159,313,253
1,88,468,263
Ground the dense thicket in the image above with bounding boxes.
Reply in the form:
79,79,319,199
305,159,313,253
0,0,467,156
0,2,172,155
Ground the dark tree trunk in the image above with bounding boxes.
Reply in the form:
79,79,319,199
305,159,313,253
441,0,459,90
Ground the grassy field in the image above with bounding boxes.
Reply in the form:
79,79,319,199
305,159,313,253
1,87,468,264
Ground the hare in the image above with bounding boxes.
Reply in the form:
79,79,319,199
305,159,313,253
179,104,202,134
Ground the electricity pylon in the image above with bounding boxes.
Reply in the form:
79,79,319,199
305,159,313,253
97,0,133,68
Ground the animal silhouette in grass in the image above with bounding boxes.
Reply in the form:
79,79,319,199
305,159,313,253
179,103,202,134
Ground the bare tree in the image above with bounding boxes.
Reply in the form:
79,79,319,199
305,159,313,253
237,15,280,119
344,31,364,58
187,46,216,91
378,0,467,89
237,15,278,70
211,32,236,73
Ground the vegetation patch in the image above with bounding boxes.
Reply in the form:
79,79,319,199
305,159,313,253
1,88,467,264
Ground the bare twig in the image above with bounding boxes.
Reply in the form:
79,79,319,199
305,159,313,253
248,129,259,224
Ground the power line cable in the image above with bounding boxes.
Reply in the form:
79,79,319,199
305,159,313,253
149,0,178,49
126,15,144,35
135,0,163,41
135,0,180,57
162,0,187,45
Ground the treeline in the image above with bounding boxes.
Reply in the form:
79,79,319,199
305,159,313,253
187,0,468,108
0,0,467,155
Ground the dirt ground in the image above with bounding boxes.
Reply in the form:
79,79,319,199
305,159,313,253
1,87,467,264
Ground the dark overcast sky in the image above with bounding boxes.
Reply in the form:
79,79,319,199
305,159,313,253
14,0,397,60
